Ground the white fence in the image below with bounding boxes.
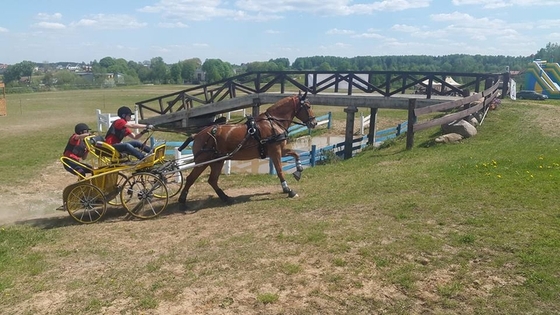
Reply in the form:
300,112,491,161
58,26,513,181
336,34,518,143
360,113,373,135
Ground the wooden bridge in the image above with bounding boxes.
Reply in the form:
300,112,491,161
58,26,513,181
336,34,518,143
136,70,507,154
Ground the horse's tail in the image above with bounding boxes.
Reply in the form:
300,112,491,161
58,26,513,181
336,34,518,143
178,135,194,152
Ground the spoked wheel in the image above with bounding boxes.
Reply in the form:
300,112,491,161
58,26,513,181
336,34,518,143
120,172,168,219
153,160,184,198
65,183,107,224
107,172,129,206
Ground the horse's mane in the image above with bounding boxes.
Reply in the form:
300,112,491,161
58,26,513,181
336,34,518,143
267,94,297,113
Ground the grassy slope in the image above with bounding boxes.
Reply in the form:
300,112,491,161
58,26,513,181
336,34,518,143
1,94,560,314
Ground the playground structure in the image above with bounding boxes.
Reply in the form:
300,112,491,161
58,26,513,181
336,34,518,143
0,82,6,116
523,60,560,99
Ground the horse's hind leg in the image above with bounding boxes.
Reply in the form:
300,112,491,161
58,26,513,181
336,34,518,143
207,161,233,204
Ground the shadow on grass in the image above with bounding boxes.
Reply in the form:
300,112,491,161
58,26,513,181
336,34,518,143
167,191,275,214
12,191,276,229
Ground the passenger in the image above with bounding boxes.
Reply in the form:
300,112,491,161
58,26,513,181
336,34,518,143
105,106,153,160
62,123,93,177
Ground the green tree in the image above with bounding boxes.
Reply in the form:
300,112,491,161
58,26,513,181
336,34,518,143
150,57,169,84
42,72,55,86
245,61,280,72
2,61,35,83
181,58,200,83
317,62,333,71
54,70,79,85
535,42,560,63
202,59,234,83
269,58,290,70
170,63,182,84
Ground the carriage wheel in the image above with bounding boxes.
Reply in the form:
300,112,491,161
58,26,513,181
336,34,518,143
157,166,183,198
65,183,107,224
120,172,168,219
107,172,129,206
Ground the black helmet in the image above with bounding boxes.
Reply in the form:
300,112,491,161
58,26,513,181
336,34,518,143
74,123,90,134
117,106,133,118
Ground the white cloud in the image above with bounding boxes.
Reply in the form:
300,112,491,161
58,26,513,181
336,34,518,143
139,0,237,21
71,14,147,30
0,27,8,33
352,31,385,39
32,22,66,30
536,19,560,29
452,0,560,9
265,30,281,34
326,28,355,35
138,0,431,21
391,24,420,33
158,22,189,28
36,13,63,21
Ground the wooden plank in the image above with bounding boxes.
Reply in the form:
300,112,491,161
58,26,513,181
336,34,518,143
414,92,483,116
413,102,484,132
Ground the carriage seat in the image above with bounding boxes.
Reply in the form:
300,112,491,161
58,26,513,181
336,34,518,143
85,135,131,165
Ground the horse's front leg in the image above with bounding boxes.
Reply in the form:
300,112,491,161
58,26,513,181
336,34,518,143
269,149,298,198
284,149,303,181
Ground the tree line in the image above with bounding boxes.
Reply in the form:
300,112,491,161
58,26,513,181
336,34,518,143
2,42,559,91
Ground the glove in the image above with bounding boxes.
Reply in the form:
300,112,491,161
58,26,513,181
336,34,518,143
146,124,154,130
140,129,149,135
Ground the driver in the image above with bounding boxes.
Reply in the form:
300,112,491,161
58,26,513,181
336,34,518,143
105,106,154,161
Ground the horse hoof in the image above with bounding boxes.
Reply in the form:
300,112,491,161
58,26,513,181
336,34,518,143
225,198,235,205
178,197,186,204
293,171,302,181
288,190,298,198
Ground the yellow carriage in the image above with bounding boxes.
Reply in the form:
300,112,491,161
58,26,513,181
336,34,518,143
59,134,184,224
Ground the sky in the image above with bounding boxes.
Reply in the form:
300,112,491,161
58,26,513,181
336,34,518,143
1,0,560,66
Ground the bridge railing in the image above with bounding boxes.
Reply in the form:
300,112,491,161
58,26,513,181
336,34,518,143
135,70,506,121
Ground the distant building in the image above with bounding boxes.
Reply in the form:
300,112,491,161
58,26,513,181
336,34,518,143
76,72,125,86
194,68,206,83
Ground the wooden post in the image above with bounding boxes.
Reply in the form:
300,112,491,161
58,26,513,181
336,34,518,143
252,98,261,118
406,98,416,150
344,106,358,159
310,145,317,167
501,71,510,99
367,108,378,145
0,82,6,116
334,74,339,93
385,73,391,96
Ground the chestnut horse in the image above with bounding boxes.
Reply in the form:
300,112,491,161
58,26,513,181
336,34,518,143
177,91,317,208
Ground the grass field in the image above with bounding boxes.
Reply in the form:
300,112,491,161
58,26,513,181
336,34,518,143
1,87,560,314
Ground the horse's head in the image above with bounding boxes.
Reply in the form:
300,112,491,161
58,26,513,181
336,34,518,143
295,90,317,129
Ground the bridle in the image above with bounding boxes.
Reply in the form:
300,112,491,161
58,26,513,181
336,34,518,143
294,95,316,128
261,92,316,129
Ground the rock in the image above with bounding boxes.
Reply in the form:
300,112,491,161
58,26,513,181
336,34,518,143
435,133,463,143
441,119,477,138
466,115,479,127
